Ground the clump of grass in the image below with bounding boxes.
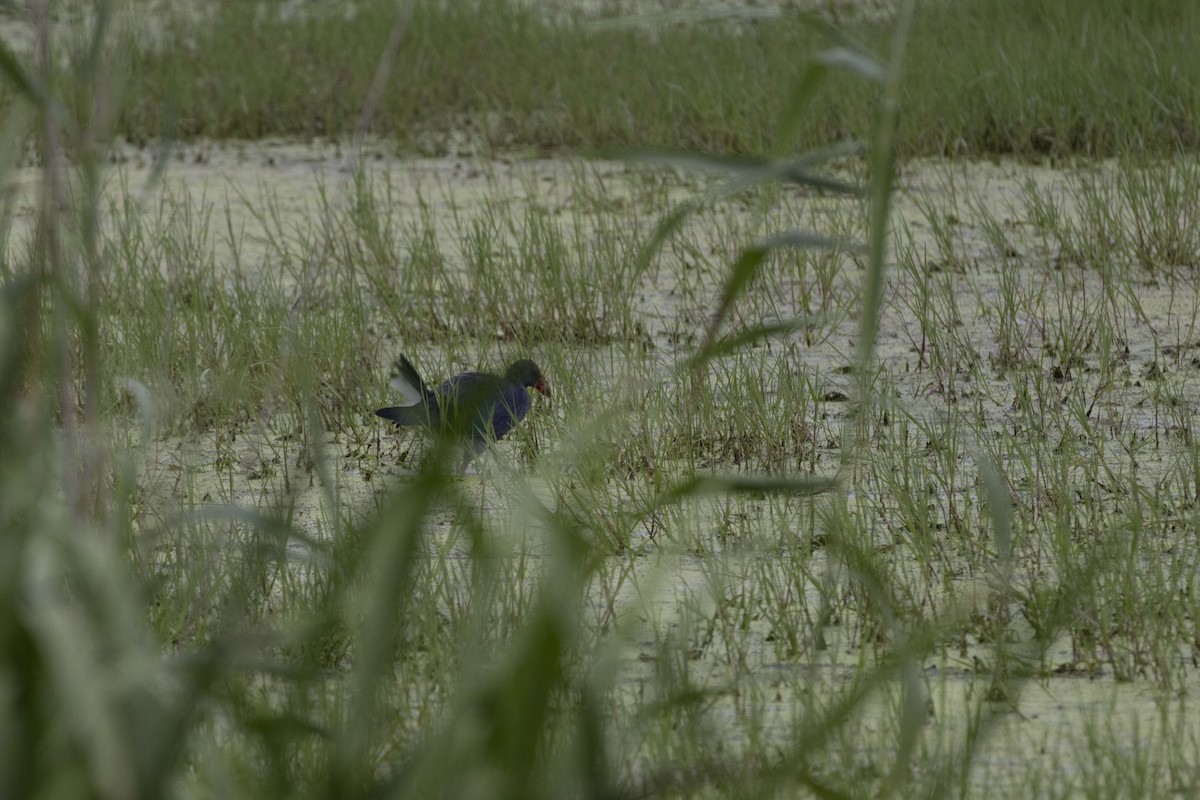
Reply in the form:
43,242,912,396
1022,158,1200,279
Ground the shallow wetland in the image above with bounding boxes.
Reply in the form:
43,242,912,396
7,139,1200,794
3,0,1200,796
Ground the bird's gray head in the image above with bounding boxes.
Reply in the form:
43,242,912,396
506,359,551,398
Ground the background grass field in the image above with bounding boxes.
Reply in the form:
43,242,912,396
4,0,1194,157
2,0,1200,797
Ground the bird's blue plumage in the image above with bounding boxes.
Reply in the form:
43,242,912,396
376,356,548,465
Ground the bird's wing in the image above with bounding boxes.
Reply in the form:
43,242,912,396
487,384,533,442
434,373,490,431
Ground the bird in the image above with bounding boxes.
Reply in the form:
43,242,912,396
375,355,551,466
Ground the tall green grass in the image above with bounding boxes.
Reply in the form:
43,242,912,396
76,0,1194,157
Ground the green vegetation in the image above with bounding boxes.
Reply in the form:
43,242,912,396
3,0,1191,157
3,0,1200,797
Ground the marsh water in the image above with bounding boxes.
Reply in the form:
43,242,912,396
6,139,1200,794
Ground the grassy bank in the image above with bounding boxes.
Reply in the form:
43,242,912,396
92,0,1197,157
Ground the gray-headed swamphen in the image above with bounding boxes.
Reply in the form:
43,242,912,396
376,355,550,466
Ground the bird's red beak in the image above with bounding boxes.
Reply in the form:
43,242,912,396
535,377,551,398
